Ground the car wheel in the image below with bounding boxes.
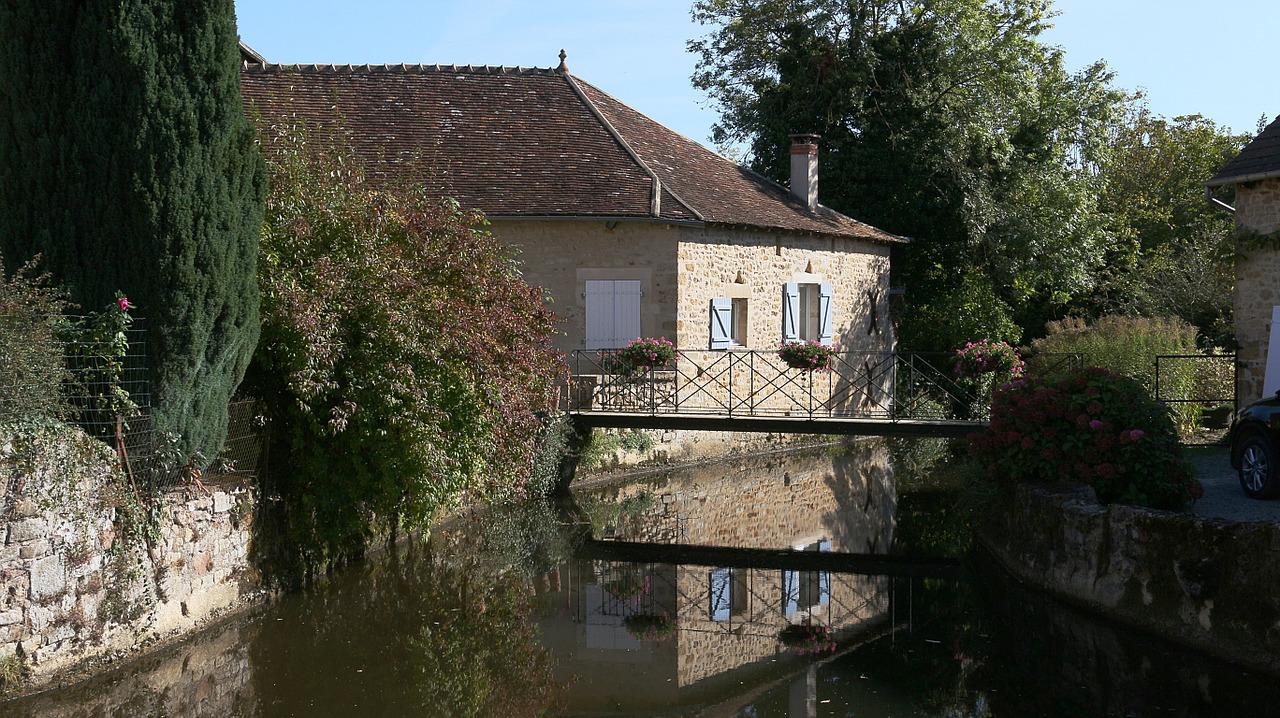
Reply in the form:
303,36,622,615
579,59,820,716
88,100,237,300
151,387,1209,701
1238,433,1279,499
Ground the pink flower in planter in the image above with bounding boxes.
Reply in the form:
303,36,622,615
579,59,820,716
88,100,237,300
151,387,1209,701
116,296,130,311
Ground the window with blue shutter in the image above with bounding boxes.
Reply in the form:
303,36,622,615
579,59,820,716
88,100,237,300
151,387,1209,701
782,283,800,344
818,284,834,345
786,282,835,344
710,297,733,350
710,567,732,621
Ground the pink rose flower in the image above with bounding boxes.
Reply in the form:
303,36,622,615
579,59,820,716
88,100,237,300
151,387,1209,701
116,296,130,311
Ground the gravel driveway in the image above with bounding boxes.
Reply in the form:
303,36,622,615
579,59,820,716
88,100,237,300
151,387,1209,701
1187,446,1280,523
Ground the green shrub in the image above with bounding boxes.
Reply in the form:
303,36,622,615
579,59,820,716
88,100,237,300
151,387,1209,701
1027,315,1201,433
0,253,71,420
249,125,563,572
968,367,1201,510
899,272,1023,352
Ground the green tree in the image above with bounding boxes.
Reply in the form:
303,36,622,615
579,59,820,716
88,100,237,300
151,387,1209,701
690,0,1125,350
1093,101,1248,343
249,126,564,574
0,2,266,462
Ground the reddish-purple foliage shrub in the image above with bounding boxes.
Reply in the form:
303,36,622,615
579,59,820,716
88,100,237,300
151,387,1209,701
968,367,1201,510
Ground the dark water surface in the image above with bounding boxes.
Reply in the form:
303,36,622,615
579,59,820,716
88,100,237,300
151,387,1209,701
3,439,1278,717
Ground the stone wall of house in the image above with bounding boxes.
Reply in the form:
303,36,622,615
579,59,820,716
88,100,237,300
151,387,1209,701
577,426,836,476
0,420,257,688
1232,178,1280,404
676,226,894,355
489,218,895,358
488,219,682,352
980,482,1280,676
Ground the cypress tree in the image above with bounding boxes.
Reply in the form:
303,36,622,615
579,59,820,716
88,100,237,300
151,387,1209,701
0,2,266,461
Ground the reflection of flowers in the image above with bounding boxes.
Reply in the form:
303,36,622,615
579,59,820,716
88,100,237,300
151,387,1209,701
623,613,676,642
603,572,649,602
777,623,835,654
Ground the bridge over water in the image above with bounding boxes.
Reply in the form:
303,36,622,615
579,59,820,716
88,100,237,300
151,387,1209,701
563,349,990,439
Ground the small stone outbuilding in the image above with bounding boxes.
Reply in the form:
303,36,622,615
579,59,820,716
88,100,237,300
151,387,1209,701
1208,116,1280,405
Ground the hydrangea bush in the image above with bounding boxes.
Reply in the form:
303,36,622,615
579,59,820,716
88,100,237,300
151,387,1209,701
953,339,1024,380
968,367,1201,510
953,339,1024,420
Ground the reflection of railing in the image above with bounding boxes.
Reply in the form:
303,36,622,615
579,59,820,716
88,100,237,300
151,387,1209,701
580,557,889,645
567,350,985,421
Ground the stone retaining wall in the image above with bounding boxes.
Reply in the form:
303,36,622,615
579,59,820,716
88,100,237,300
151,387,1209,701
0,420,258,688
980,483,1280,675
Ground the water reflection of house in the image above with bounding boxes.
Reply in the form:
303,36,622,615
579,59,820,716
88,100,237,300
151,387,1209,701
533,442,895,709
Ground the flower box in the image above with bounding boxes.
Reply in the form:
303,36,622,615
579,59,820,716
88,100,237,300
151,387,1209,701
777,341,836,371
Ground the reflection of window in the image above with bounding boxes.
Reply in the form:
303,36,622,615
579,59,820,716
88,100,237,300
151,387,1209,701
710,297,749,349
585,279,641,349
782,282,833,344
783,540,831,616
710,567,749,621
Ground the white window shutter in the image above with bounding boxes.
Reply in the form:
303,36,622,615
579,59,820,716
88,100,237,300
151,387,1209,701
584,280,613,350
782,282,799,344
614,280,642,347
818,283,834,345
710,297,733,349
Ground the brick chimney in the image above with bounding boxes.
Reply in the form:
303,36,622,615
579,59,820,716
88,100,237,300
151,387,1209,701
789,133,820,211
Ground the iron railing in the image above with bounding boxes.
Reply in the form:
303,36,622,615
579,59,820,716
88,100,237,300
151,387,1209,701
567,349,985,421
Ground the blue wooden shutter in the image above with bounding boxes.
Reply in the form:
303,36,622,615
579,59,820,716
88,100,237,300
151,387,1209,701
710,568,732,621
782,283,799,344
710,297,733,349
782,569,799,615
818,284,834,345
613,280,642,347
585,280,614,350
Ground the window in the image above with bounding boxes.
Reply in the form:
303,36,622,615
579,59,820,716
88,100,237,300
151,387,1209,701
710,297,749,349
782,540,831,617
782,282,833,344
585,279,641,349
710,567,749,621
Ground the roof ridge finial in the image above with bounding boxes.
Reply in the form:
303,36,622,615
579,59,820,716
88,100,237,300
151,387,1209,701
557,49,567,72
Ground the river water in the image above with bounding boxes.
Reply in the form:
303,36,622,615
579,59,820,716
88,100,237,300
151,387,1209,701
3,438,1278,717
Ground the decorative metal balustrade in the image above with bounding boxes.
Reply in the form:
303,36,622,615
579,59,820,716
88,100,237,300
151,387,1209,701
566,349,986,422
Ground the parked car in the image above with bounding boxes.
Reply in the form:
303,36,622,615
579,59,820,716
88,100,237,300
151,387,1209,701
1229,389,1280,499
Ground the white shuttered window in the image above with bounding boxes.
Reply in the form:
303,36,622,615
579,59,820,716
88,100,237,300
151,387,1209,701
585,280,641,349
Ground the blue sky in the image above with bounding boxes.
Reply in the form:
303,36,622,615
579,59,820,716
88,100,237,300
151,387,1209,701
235,0,1278,149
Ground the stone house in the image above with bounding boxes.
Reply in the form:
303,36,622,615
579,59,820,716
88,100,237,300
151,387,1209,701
1207,116,1280,404
238,48,905,372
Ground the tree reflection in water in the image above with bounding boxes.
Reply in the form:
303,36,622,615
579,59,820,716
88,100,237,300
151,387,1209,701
244,530,568,718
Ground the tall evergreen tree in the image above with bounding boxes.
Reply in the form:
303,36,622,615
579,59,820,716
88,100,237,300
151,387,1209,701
0,2,266,461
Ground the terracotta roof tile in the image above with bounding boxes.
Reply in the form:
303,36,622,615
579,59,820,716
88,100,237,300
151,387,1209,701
574,79,904,242
1208,115,1280,186
240,62,904,243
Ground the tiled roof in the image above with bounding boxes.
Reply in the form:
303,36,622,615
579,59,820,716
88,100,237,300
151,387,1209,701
1208,115,1280,186
240,60,905,243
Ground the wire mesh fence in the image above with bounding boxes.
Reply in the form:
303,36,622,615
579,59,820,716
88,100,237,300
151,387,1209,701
0,314,269,491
